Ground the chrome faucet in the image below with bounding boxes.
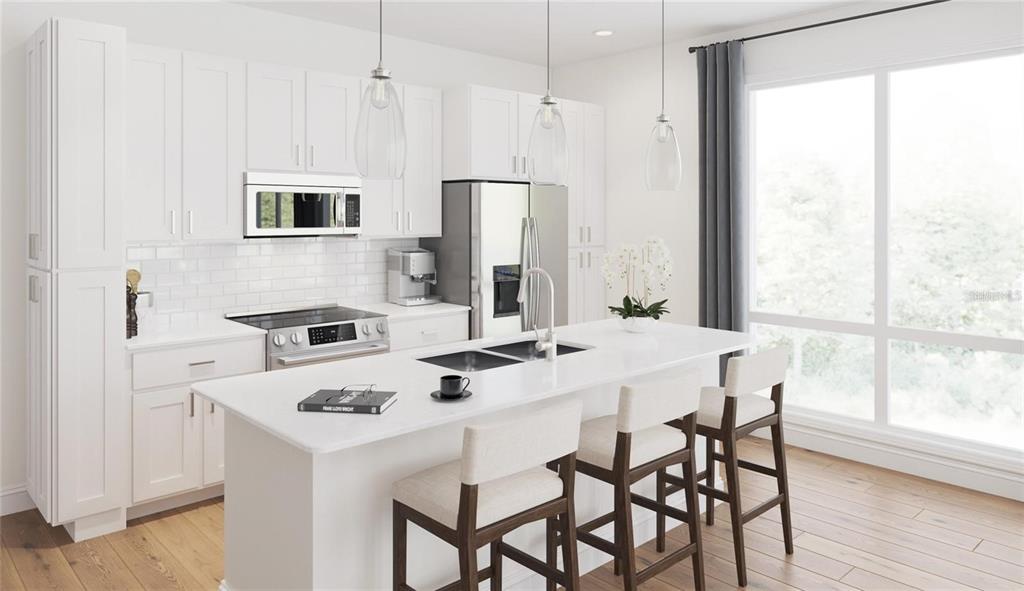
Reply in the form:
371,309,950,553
517,267,557,361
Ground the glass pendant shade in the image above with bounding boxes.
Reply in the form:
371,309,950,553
527,100,569,186
644,117,682,190
354,76,406,179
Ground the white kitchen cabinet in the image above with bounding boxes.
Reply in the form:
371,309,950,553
562,99,584,249
55,268,127,523
517,92,541,179
203,402,226,486
568,246,607,324
26,24,52,270
55,19,125,270
388,313,469,351
247,62,305,171
361,178,404,236
26,269,53,523
401,84,443,236
583,104,607,247
306,71,360,174
126,44,182,242
132,387,202,503
444,85,518,180
183,52,245,240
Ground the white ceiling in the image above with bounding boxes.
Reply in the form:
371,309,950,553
240,1,870,67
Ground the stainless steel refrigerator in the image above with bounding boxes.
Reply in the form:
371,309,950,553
422,181,568,339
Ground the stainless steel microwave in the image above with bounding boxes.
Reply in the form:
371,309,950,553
243,172,361,238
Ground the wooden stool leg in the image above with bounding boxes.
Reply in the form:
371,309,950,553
612,515,621,576
656,468,667,553
771,420,795,555
559,503,581,591
684,457,706,591
458,537,479,591
723,436,747,587
490,539,503,591
393,502,407,591
545,517,558,591
615,478,638,591
705,436,716,526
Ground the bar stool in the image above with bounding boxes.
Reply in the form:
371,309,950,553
685,347,793,587
392,400,583,591
571,372,705,591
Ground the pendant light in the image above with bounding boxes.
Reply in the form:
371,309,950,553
527,0,568,186
643,0,682,190
355,0,406,179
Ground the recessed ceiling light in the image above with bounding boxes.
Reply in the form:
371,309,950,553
593,30,614,37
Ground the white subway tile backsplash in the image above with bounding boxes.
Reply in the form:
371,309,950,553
130,238,416,330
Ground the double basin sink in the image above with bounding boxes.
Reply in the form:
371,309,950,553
418,338,590,372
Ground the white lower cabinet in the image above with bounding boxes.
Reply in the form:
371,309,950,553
568,247,607,324
388,313,468,351
203,401,226,486
132,387,202,503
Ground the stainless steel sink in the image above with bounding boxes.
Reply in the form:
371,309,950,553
483,339,589,362
417,350,524,372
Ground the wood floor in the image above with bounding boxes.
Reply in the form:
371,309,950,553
3,438,1022,590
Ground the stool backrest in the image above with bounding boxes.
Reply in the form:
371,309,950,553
460,400,583,485
724,347,789,397
616,370,702,433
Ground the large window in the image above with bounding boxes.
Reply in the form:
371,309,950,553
750,51,1023,451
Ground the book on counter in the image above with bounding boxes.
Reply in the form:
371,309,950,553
297,384,397,415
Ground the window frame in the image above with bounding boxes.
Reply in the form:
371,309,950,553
746,46,1024,457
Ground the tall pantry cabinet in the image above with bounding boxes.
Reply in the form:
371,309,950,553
25,18,128,541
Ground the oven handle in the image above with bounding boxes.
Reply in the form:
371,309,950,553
273,342,389,366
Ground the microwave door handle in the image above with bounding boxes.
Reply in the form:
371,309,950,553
335,194,344,228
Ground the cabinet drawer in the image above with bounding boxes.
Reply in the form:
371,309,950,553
388,314,468,351
132,337,264,391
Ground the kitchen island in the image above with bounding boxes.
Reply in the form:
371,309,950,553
192,319,752,590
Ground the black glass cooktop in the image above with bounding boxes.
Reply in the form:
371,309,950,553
227,305,384,330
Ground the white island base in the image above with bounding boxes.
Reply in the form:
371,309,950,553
195,320,752,590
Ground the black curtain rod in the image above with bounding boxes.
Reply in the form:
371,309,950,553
688,0,951,54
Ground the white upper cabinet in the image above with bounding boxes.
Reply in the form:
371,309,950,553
183,52,245,240
127,45,182,242
26,24,52,270
306,71,359,174
402,84,443,237
562,99,584,249
247,63,305,171
517,92,541,180
583,104,606,247
55,19,125,269
444,85,519,181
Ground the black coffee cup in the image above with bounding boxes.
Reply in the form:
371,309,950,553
439,375,470,398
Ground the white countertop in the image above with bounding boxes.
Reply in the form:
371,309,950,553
359,301,470,320
191,319,753,454
126,318,266,352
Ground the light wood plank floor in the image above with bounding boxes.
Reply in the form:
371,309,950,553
3,439,1022,590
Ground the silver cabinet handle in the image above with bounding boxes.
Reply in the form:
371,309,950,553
170,210,177,235
587,251,592,268
28,275,39,302
521,156,527,176
295,144,300,166
210,401,216,414
189,392,195,418
187,210,194,235
587,226,592,242
188,359,216,367
309,145,315,168
406,211,411,232
512,155,517,174
28,233,40,260
394,211,400,231
578,227,584,244
578,255,583,269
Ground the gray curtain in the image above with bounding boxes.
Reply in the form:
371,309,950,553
696,41,748,380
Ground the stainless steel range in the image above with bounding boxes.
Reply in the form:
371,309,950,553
227,305,389,371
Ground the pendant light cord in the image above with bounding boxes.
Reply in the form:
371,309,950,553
660,0,665,115
546,0,551,95
378,0,383,67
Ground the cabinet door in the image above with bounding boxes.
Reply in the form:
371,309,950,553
26,23,52,269
182,53,245,240
54,19,125,269
402,84,442,237
517,92,541,180
55,269,126,522
469,86,518,180
132,387,202,503
361,179,403,237
567,249,583,325
306,71,359,174
562,100,585,248
202,400,225,486
583,104,606,246
247,63,305,171
583,247,607,322
26,269,53,522
126,44,182,242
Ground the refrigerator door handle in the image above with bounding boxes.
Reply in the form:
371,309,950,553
519,217,532,332
529,217,541,329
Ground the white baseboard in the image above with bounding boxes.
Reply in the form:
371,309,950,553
127,484,224,521
762,413,1024,501
1,484,36,516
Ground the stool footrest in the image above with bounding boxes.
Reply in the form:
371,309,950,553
697,483,730,502
637,542,699,584
742,494,785,524
577,529,618,557
737,459,778,478
578,510,615,534
630,492,690,524
433,567,494,591
499,542,566,586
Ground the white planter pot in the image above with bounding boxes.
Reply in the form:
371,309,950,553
619,317,655,333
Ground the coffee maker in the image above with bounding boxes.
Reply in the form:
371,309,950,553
387,248,440,306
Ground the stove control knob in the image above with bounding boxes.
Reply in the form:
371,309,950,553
376,321,387,334
272,334,286,347
290,332,303,345
361,324,371,336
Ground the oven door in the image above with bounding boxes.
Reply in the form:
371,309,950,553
268,341,389,371
244,184,361,237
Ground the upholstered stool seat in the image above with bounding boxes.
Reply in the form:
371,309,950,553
578,416,686,470
393,461,564,529
696,387,775,428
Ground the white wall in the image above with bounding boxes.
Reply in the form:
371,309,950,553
1,1,547,500
553,0,1023,328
